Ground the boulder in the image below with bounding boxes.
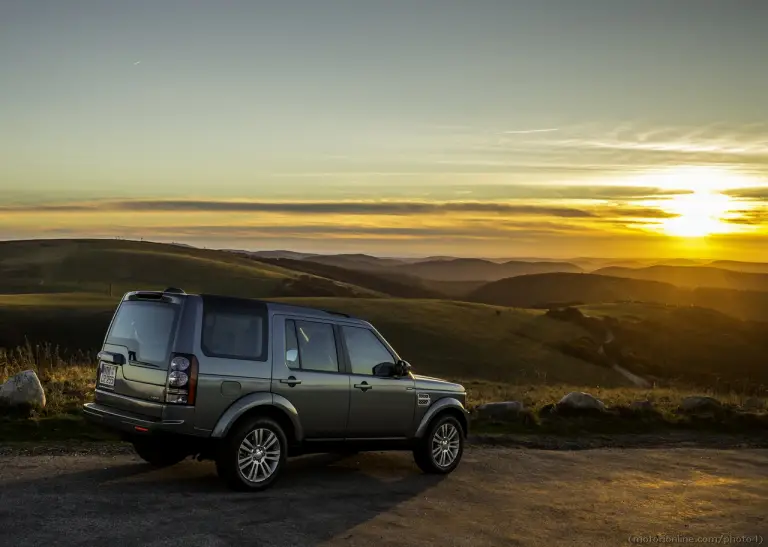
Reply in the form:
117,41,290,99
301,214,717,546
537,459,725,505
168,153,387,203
557,392,606,412
680,396,721,413
475,401,524,421
0,370,46,409
742,397,765,411
630,400,654,411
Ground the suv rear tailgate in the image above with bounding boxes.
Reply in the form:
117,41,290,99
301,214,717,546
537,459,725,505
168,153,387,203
95,294,183,419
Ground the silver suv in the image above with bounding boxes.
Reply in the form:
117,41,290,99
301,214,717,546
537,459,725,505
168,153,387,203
84,289,468,490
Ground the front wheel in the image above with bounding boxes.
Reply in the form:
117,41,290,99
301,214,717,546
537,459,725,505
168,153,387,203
216,417,287,491
413,415,464,474
132,438,189,467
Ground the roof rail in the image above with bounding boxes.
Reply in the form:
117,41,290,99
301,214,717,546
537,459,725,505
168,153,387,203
163,287,186,294
322,309,351,318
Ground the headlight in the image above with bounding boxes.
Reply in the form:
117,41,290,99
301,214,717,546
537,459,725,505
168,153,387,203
170,356,190,371
168,371,189,387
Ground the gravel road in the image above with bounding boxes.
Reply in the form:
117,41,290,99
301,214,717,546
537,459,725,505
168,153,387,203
0,446,766,546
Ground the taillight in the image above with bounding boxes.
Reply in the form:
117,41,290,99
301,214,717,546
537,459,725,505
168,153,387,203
165,353,198,405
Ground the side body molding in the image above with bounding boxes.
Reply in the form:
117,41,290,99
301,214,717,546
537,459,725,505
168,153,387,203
210,392,304,441
414,397,469,438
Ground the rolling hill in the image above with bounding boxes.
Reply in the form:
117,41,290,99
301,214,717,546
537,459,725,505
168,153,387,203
243,256,443,299
594,265,768,292
0,239,380,299
552,303,768,391
709,260,768,274
468,272,768,322
397,258,583,282
0,293,630,387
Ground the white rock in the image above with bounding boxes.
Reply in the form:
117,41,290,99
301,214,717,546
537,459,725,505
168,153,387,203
0,370,46,408
476,401,524,419
557,392,606,411
680,396,721,412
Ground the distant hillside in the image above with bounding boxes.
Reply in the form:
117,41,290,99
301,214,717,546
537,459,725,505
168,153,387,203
552,304,768,391
236,250,316,260
304,253,408,272
245,256,443,299
595,265,768,292
398,258,583,282
469,272,768,321
709,260,768,274
0,239,379,299
470,273,680,308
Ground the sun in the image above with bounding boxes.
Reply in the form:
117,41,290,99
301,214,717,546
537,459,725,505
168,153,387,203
660,190,733,237
624,166,759,238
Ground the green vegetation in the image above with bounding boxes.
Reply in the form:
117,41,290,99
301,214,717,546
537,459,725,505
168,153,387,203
2,348,765,442
470,272,768,322
274,298,627,386
0,239,379,299
2,239,768,443
594,265,768,292
249,256,443,299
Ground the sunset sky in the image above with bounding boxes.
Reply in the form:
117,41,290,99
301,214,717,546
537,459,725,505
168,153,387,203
1,0,767,259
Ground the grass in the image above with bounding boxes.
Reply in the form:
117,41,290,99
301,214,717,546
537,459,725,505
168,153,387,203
0,344,116,441
274,297,629,386
0,238,379,300
2,345,766,442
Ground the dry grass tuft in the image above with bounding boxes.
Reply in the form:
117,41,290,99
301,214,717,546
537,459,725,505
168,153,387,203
1,343,95,416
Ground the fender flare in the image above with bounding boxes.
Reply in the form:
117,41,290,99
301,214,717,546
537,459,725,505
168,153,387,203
414,397,469,438
210,392,304,441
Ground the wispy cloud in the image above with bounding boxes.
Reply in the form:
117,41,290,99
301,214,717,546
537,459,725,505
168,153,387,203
503,128,560,135
725,187,768,200
0,199,601,218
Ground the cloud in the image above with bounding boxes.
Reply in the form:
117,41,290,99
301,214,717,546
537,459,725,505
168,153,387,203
608,207,679,219
1,199,602,218
725,187,768,200
503,128,559,135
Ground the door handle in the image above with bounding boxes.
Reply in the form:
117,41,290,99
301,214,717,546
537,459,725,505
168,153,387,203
279,376,302,387
354,381,372,392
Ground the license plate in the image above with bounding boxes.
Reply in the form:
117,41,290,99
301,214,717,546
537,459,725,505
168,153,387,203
99,364,117,387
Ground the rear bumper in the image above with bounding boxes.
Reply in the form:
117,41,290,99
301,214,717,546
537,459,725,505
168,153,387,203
82,402,197,437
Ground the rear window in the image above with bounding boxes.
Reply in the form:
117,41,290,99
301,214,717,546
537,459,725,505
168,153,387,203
106,300,180,366
201,296,268,361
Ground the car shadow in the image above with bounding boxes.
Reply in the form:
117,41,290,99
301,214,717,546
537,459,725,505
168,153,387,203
0,451,446,546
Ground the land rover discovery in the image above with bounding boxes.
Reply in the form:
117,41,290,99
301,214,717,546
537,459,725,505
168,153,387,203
83,289,469,491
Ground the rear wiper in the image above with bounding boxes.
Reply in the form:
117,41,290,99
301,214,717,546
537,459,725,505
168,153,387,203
128,359,161,368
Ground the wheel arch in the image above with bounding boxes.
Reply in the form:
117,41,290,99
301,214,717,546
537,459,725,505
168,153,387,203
414,397,469,439
210,392,303,443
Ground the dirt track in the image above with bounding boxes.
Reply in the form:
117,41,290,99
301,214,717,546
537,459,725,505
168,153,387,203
0,447,766,546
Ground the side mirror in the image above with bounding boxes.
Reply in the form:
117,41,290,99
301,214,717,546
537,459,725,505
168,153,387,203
394,359,412,377
286,349,299,364
372,362,395,377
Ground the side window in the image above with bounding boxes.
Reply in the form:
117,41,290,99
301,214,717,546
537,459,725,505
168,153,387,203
285,320,300,369
201,297,267,360
342,326,394,376
294,321,339,373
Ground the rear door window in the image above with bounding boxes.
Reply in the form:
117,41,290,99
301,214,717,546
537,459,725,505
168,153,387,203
106,300,180,366
293,320,339,373
201,296,268,360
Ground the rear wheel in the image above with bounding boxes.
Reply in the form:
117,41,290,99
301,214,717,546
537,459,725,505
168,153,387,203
413,414,464,474
216,416,287,491
132,438,189,467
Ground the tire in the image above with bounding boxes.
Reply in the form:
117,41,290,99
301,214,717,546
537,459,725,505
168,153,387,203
413,414,464,474
132,438,189,467
216,416,288,492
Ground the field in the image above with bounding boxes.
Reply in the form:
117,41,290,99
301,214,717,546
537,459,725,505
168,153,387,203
0,239,380,299
2,239,768,443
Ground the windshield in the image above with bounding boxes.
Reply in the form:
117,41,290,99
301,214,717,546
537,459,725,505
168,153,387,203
105,300,180,366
